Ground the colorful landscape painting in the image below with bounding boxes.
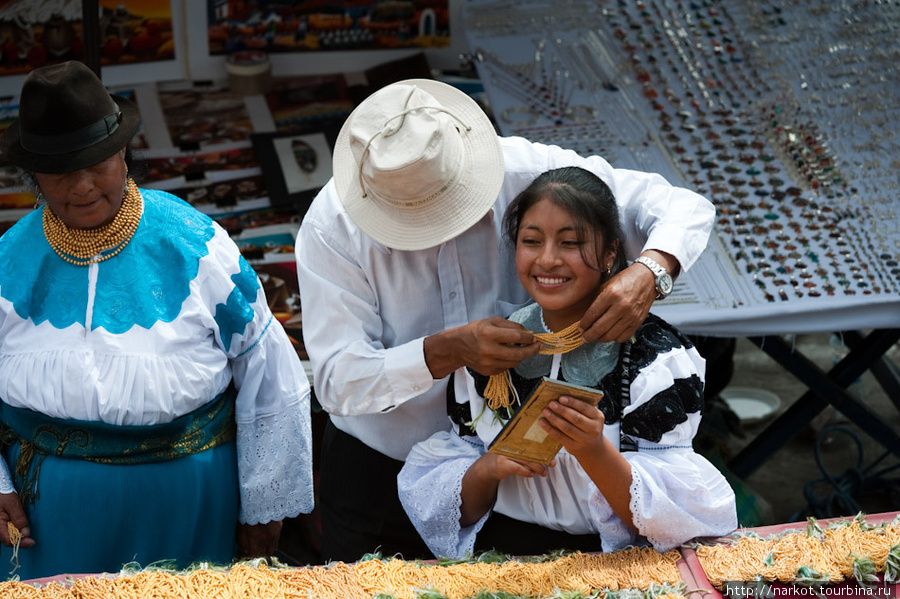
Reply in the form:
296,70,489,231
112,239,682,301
207,0,450,54
0,0,175,76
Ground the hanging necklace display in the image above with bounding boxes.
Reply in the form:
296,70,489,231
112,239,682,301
476,45,596,128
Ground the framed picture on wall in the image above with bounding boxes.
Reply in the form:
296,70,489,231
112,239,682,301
0,0,187,97
205,0,450,55
186,0,460,79
251,127,338,214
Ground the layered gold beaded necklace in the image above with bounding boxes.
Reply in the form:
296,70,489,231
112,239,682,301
484,321,585,409
42,177,143,266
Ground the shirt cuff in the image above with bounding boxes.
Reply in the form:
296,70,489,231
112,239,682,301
383,337,436,404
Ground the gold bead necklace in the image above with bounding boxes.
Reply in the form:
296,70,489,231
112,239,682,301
533,321,584,355
485,321,585,410
42,178,144,266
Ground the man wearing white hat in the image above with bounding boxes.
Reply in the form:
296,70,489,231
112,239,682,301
296,79,715,561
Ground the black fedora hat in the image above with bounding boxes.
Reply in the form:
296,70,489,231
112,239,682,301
1,61,140,174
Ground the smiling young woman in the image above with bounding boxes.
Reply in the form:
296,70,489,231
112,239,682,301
398,167,737,560
515,197,617,333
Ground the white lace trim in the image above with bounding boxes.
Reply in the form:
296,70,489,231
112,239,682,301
0,459,14,494
237,398,314,525
589,483,638,552
628,465,649,544
627,453,737,551
399,431,492,559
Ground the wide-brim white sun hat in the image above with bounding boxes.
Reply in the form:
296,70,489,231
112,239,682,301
333,79,504,251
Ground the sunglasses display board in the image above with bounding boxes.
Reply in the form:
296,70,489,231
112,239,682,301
464,0,899,336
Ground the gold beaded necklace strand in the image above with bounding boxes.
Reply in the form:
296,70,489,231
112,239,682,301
484,321,585,410
42,178,144,266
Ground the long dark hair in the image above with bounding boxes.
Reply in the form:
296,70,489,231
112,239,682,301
502,166,626,278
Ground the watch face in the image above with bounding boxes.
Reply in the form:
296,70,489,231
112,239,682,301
659,273,674,295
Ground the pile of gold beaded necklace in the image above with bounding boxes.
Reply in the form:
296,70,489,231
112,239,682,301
484,320,585,409
42,177,143,266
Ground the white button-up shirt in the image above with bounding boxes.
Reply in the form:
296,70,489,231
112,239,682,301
296,136,714,460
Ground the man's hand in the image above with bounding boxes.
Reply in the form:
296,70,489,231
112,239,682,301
580,251,680,343
0,493,35,548
424,317,542,379
236,520,283,559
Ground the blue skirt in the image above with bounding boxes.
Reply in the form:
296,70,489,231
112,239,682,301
1,440,239,581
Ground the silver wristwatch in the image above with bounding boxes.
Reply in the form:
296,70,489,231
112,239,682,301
634,256,674,300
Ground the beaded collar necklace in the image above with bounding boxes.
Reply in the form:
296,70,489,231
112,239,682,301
42,177,143,266
484,319,585,410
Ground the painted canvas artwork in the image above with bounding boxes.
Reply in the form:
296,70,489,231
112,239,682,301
0,0,175,76
207,0,450,54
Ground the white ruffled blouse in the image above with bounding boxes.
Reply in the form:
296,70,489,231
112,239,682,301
0,188,314,525
398,308,737,559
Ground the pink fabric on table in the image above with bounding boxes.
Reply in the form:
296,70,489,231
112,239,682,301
680,511,900,599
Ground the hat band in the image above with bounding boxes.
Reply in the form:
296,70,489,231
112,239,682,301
20,110,123,156
378,159,461,209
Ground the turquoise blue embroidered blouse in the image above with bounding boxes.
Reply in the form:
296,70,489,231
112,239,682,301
0,188,314,525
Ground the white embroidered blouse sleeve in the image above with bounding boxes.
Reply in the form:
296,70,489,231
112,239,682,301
398,431,491,559
0,459,13,494
589,344,738,551
206,228,315,525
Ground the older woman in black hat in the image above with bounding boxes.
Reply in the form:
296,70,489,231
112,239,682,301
0,61,314,580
